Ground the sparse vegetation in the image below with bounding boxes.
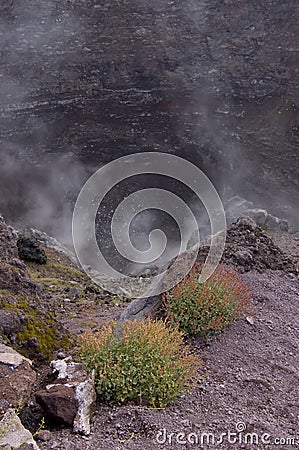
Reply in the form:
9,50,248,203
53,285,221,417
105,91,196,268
163,263,251,337
0,296,72,360
77,319,198,407
27,260,87,284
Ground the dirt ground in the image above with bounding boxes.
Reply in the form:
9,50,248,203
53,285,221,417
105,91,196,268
31,231,299,450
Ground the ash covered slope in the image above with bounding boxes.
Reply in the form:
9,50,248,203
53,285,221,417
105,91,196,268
0,0,298,230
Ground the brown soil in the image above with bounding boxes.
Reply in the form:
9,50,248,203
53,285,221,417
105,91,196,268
32,231,299,450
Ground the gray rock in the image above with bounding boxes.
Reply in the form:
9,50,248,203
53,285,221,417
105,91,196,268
225,197,289,232
117,292,162,328
0,409,40,450
246,317,255,325
225,196,254,222
225,195,290,232
117,247,199,327
245,208,289,231
234,216,258,231
51,359,86,381
263,212,288,232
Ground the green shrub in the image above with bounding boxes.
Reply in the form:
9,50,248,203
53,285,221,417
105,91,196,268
163,263,251,337
77,319,198,407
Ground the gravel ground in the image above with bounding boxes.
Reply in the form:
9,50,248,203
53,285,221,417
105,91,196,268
36,233,299,450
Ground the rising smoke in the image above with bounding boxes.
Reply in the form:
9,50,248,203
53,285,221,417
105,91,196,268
0,0,88,244
0,0,297,249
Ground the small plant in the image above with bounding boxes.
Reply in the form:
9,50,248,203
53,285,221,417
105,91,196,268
77,319,198,408
33,416,45,437
163,263,251,337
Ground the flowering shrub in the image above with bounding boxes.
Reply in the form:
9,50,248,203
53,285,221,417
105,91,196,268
77,319,198,407
163,264,251,337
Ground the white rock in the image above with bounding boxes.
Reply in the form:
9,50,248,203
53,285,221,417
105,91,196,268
246,316,254,325
51,358,86,380
73,370,96,435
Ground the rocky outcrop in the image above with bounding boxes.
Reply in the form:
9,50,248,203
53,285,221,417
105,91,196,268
0,215,70,361
224,197,289,232
0,216,19,263
0,409,40,450
27,228,79,266
0,344,36,419
37,384,78,426
221,217,297,273
0,215,40,294
36,357,96,435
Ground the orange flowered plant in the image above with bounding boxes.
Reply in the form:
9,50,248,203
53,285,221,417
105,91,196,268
162,263,251,337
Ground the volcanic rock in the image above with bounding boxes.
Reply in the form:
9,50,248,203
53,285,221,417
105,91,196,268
222,217,297,273
35,430,52,442
36,384,78,427
26,228,79,267
36,357,96,435
17,231,47,265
